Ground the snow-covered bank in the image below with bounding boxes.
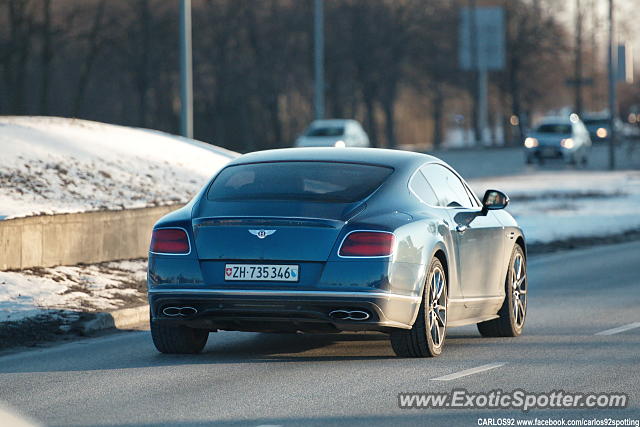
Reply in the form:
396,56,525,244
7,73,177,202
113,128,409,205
0,116,237,219
0,259,147,323
469,171,640,244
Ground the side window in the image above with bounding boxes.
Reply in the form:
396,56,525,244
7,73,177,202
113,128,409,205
409,171,439,206
421,164,474,208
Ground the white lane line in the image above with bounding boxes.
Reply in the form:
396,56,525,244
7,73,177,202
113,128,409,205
430,362,506,381
595,322,640,336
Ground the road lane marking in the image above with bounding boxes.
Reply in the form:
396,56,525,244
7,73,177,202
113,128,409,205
430,362,506,381
595,322,640,336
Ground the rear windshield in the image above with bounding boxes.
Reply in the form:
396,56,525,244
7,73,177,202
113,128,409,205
536,124,572,134
306,126,345,137
207,161,393,203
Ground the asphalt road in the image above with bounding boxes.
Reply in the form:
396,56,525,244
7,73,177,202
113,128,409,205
0,240,638,427
431,141,640,179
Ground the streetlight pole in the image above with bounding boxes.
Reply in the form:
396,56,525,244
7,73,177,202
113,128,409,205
607,0,615,170
314,0,325,120
574,0,583,116
180,0,193,138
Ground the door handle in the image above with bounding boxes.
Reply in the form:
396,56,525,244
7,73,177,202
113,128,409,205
456,225,468,233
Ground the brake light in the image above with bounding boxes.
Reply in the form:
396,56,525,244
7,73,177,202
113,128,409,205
150,228,190,254
339,231,395,257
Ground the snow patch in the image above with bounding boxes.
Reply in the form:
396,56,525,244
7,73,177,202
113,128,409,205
469,171,640,244
0,260,147,322
0,116,237,219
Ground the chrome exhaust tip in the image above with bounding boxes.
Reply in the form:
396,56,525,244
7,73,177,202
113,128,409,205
348,310,370,321
329,310,350,320
180,306,197,316
329,309,370,321
162,306,198,317
163,306,181,317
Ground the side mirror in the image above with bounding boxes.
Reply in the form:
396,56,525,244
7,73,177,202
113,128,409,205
481,189,509,215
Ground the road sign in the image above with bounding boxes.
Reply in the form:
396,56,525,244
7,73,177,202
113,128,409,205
617,43,633,83
459,6,505,71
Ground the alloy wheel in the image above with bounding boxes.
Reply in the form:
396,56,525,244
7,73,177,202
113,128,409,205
511,252,527,329
427,265,447,348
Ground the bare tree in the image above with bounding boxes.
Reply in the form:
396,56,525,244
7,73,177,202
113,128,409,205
39,0,52,114
1,0,35,114
72,0,107,117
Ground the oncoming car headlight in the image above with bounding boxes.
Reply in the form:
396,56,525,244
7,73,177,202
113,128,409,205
560,138,575,149
524,137,538,149
596,127,608,139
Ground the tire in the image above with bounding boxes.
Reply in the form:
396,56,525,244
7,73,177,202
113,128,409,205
151,317,208,354
390,257,447,357
477,245,527,337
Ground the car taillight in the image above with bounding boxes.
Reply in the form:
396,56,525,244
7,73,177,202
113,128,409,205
339,231,395,257
150,228,190,254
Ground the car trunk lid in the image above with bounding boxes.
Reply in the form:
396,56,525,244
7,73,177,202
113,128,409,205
192,201,361,261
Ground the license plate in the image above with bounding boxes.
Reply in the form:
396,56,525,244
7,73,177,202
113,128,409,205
224,264,299,282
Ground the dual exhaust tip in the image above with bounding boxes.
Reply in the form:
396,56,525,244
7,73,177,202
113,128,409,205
329,309,370,321
162,306,198,317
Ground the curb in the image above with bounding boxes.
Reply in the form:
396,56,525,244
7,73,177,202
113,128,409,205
78,305,149,334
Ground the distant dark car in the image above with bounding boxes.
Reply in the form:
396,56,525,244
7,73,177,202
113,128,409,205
583,116,613,143
586,116,640,143
147,148,527,357
582,115,629,144
524,115,591,165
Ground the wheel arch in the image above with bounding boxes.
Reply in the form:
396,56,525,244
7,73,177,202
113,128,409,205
432,248,449,290
515,234,527,259
407,242,450,327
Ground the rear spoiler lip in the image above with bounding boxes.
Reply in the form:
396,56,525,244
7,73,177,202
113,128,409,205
192,216,345,229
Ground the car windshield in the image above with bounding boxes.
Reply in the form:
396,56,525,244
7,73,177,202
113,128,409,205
536,123,572,134
207,161,393,203
583,119,609,131
306,126,345,137
583,119,608,126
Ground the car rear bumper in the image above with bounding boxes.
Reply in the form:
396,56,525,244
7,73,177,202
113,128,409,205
148,288,420,333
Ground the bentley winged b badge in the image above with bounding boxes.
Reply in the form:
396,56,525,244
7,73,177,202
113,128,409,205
249,229,276,239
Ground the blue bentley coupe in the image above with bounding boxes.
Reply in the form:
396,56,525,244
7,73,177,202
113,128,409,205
147,148,527,357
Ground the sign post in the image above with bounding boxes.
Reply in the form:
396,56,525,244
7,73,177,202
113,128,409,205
459,6,505,147
314,0,325,120
179,0,193,139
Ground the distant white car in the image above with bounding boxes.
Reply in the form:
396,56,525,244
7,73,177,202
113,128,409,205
294,119,370,148
524,115,591,166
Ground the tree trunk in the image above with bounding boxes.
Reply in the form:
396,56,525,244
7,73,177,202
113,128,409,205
6,1,32,115
363,90,378,147
72,0,106,117
432,84,444,150
40,0,52,115
381,96,397,149
136,0,150,127
268,95,283,147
